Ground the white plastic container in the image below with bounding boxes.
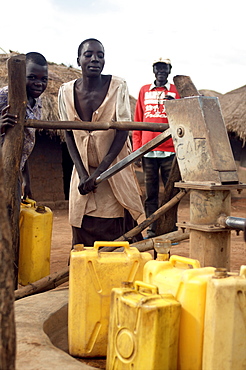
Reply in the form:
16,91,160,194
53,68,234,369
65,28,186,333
202,266,246,370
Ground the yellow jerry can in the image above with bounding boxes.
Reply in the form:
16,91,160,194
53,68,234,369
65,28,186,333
143,254,201,296
202,266,246,370
143,255,215,370
68,241,152,358
106,281,181,370
18,198,53,286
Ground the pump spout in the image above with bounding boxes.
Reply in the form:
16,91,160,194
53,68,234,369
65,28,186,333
218,215,246,241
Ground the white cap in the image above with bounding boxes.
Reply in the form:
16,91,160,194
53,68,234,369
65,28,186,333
152,57,172,66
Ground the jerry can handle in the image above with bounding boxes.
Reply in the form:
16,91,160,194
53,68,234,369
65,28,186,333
134,280,159,295
21,197,36,207
240,265,246,278
93,241,130,252
170,255,201,269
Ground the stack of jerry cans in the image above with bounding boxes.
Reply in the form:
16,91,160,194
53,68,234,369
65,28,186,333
106,281,181,370
202,266,246,370
143,255,216,370
19,198,53,285
68,241,152,358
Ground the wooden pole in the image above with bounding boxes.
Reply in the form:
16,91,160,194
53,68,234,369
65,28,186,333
15,267,69,301
25,119,169,132
2,54,27,288
0,146,16,369
101,190,188,252
173,75,200,98
109,230,190,253
117,190,187,240
156,155,182,235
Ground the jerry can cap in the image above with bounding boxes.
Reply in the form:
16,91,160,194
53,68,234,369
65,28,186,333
213,268,228,279
35,206,46,214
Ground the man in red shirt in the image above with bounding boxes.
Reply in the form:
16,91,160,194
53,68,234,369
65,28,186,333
132,58,180,238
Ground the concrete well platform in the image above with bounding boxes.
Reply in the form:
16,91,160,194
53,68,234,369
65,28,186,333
15,288,98,370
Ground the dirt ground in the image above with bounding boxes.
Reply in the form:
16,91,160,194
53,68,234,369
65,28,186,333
50,188,246,276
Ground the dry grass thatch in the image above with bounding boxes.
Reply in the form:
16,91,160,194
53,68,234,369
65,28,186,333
0,53,245,143
219,86,246,144
199,87,246,144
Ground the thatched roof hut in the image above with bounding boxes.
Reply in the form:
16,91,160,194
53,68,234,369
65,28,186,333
200,87,246,144
219,86,246,144
1,53,245,143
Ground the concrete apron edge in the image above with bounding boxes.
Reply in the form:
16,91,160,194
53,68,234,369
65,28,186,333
15,288,97,370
